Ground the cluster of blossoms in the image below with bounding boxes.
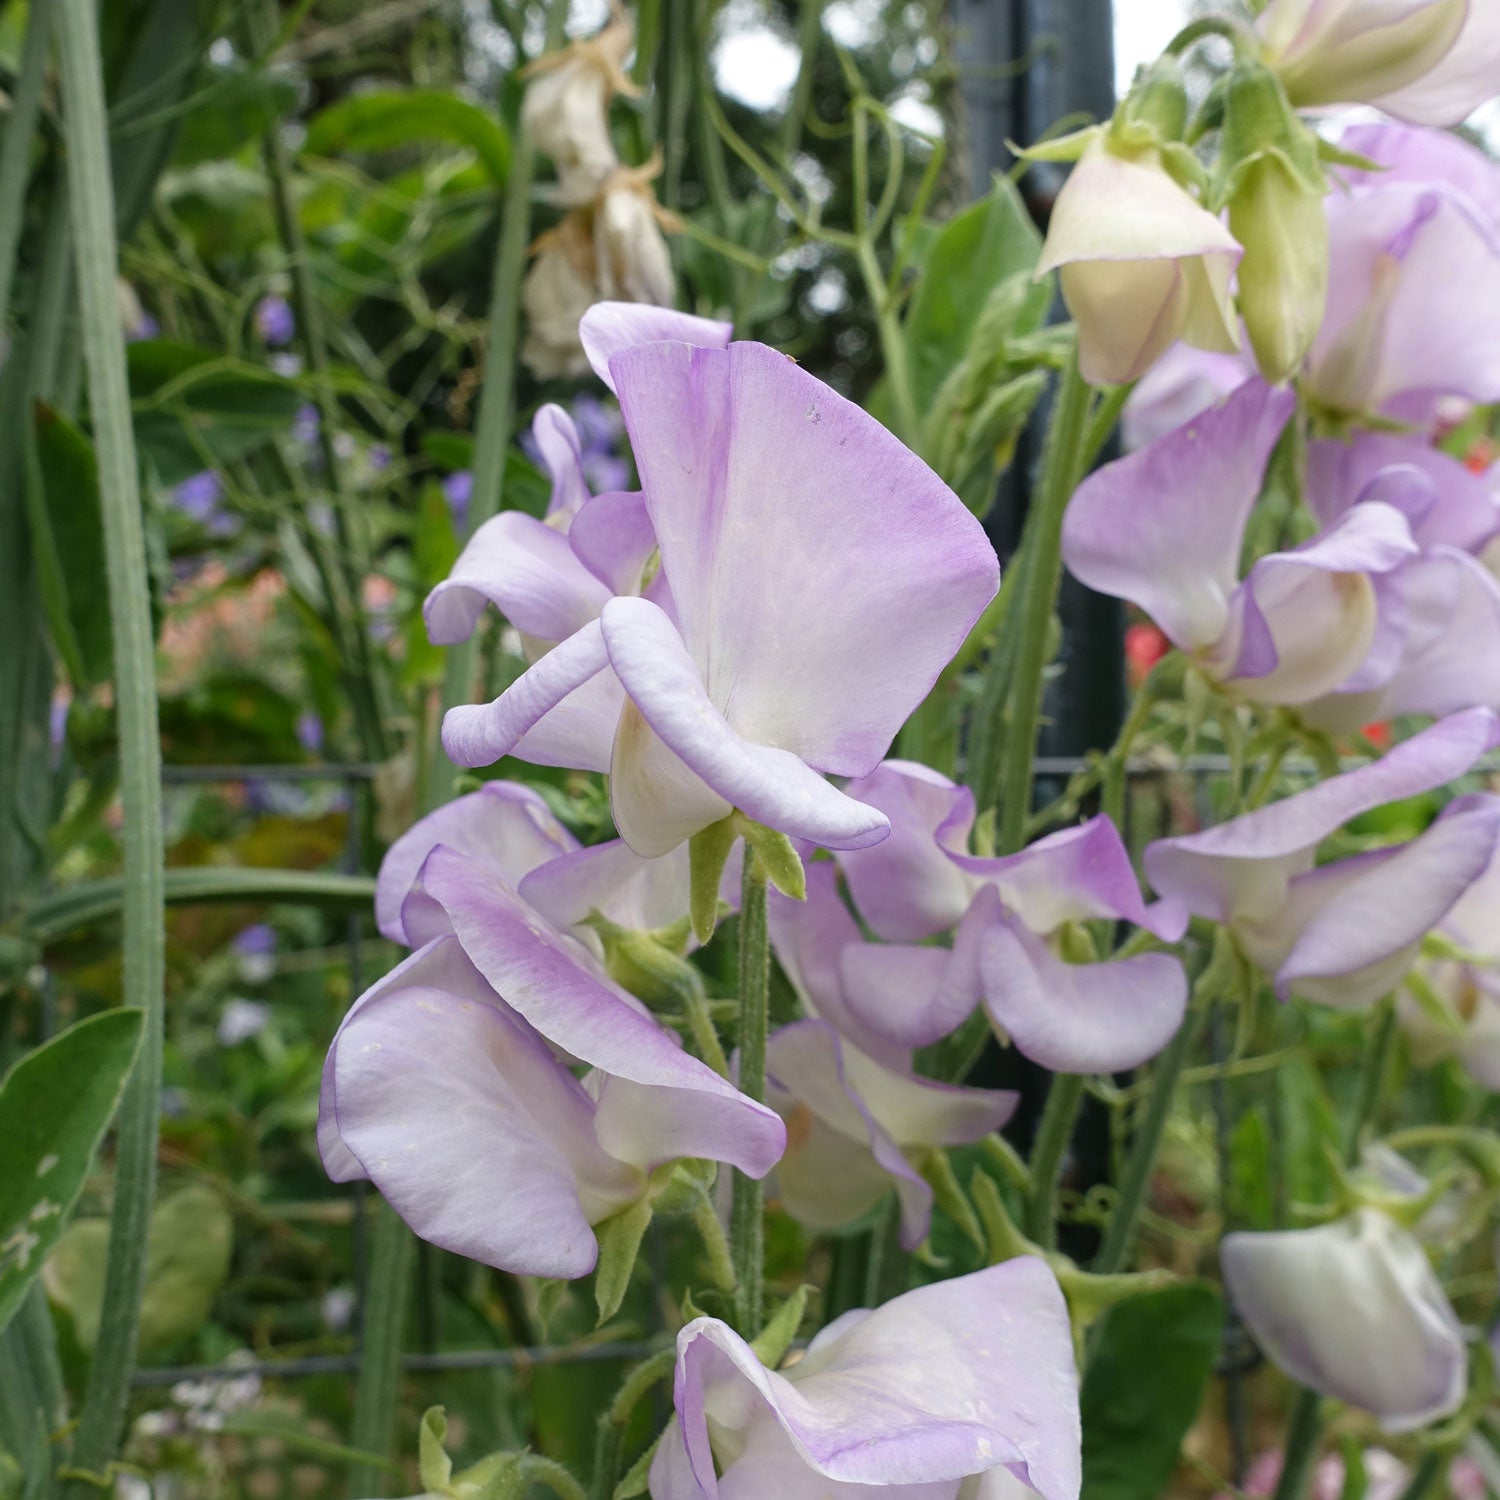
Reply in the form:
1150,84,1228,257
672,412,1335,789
322,2,1500,1494
520,13,681,378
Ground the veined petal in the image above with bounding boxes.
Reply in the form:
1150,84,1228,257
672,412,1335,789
1144,708,1500,927
578,301,732,393
376,780,577,945
836,761,980,940
1062,381,1296,653
978,916,1189,1073
424,510,610,646
601,596,890,853
441,618,620,772
420,845,786,1178
668,1261,1079,1499
609,339,998,774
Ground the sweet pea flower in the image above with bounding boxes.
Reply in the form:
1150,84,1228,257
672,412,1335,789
1399,841,1500,1089
650,1258,1081,1500
834,762,1188,1074
443,332,999,858
1035,135,1242,386
1063,380,1419,708
319,935,780,1278
1146,708,1500,1007
1257,0,1500,125
764,867,1016,1247
254,294,295,346
1222,1208,1467,1430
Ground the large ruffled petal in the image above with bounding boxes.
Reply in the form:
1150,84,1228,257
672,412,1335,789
375,781,577,945
978,915,1189,1073
662,1260,1080,1500
609,339,999,774
327,938,640,1278
1144,707,1500,929
442,618,620,772
1222,1210,1467,1431
601,596,891,854
578,301,732,392
1061,381,1296,653
419,845,786,1177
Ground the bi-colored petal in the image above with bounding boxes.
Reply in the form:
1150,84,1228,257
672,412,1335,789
661,1260,1080,1499
442,618,620,772
978,916,1189,1073
601,596,891,855
419,845,786,1178
375,780,577,945
1222,1209,1467,1430
1062,381,1296,654
609,339,999,775
1372,2,1500,124
578,301,732,392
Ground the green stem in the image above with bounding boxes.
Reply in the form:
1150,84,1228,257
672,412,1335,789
592,1349,676,1500
730,855,770,1336
346,1200,416,1497
1269,1389,1324,1500
1026,1072,1087,1248
1344,998,1396,1167
0,0,51,328
1394,1451,1444,1500
995,352,1092,850
520,1454,589,1500
856,238,920,446
1079,380,1134,469
55,0,166,1487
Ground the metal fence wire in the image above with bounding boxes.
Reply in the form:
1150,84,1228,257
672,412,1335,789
68,752,1315,1491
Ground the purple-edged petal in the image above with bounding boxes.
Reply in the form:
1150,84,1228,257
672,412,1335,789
601,596,891,855
978,916,1189,1073
1122,348,1254,452
1144,707,1500,927
328,938,639,1278
568,489,657,595
1222,1210,1467,1431
578,301,732,392
666,1260,1079,1499
1334,121,1500,219
1262,794,1500,1006
1307,434,1500,554
1061,381,1295,653
1215,502,1417,704
420,845,786,1178
837,761,979,940
837,940,973,1053
441,618,619,771
375,781,577,945
531,403,592,518
424,510,610,646
1372,3,1500,124
610,339,999,775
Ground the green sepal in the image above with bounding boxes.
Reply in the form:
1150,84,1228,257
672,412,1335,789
1213,60,1326,209
455,1453,526,1500
419,1407,455,1493
739,818,805,901
1008,124,1098,164
614,1434,662,1499
581,911,705,1011
1315,139,1385,174
1055,1264,1178,1340
1403,967,1467,1041
1111,56,1188,145
971,806,998,860
688,816,737,944
1057,922,1100,965
921,1150,984,1251
750,1284,815,1369
595,1194,656,1326
969,1167,1043,1267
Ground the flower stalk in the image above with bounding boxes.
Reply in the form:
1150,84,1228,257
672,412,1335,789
730,850,771,1336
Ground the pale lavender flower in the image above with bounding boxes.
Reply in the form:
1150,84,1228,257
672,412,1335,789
218,999,271,1046
442,310,999,858
254,295,295,346
441,470,473,533
173,471,236,536
233,923,277,983
296,711,324,754
650,1259,1081,1500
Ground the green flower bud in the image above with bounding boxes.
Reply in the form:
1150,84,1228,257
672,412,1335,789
1113,56,1190,147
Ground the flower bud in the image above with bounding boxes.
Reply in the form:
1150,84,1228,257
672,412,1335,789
1222,1208,1467,1431
593,167,676,307
1218,64,1329,383
521,211,597,379
1036,135,1243,386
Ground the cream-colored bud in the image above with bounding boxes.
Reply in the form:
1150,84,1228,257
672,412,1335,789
521,212,598,379
593,171,676,307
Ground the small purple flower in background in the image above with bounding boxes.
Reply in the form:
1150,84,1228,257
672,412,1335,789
217,999,271,1047
126,312,160,342
232,923,277,983
296,710,324,755
172,471,237,537
293,402,320,451
570,393,632,493
254,294,295,346
49,691,69,770
442,469,474,533
368,444,391,473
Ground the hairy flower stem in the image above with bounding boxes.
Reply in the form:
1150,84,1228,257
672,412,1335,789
1271,997,1399,1500
730,853,771,1336
1026,1072,1087,1248
55,0,166,1484
592,1350,675,1500
996,351,1093,852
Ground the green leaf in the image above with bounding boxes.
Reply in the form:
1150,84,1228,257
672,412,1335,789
25,404,113,689
0,1009,143,1338
1228,1109,1275,1231
45,1184,233,1355
901,177,1049,412
1080,1283,1224,1500
594,1196,653,1326
172,63,300,165
305,89,512,184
